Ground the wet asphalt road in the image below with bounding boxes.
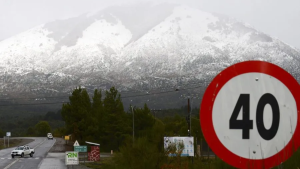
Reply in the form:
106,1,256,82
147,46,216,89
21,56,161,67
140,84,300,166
0,137,55,169
0,137,110,169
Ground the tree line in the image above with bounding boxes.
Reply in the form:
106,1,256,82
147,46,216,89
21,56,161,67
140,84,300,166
60,86,203,152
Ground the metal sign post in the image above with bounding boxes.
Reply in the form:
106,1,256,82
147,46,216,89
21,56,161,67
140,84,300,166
6,132,11,147
65,135,70,144
74,146,88,164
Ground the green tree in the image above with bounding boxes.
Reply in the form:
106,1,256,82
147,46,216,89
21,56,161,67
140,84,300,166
52,127,66,137
132,104,155,138
102,87,131,151
108,137,166,169
89,89,103,142
26,127,35,136
0,128,4,137
103,87,124,114
35,121,51,136
163,114,188,137
191,116,203,144
44,110,62,120
92,89,103,117
61,87,92,142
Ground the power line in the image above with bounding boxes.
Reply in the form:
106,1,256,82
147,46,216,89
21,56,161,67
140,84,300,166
121,85,203,98
0,95,69,101
0,80,207,102
0,85,204,107
0,101,68,107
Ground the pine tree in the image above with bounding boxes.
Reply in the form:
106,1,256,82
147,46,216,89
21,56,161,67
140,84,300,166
61,87,92,142
88,89,103,142
102,87,130,151
133,104,155,138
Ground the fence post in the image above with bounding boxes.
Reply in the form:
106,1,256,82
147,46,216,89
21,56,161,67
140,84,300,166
200,139,203,159
207,145,209,159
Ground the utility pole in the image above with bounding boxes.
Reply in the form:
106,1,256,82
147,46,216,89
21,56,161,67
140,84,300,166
188,98,191,136
131,106,135,144
151,109,162,119
179,91,199,137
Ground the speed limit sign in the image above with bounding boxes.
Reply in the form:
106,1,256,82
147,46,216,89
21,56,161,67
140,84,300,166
200,61,300,169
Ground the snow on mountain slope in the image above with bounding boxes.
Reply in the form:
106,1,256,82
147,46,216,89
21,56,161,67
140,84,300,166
0,25,55,72
0,2,299,104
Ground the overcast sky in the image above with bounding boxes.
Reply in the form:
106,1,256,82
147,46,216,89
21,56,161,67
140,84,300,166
0,0,299,49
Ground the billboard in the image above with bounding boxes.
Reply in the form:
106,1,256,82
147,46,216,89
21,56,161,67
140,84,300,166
164,137,194,157
65,151,79,165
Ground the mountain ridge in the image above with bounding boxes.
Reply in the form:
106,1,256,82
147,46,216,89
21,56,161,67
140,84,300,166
0,2,299,109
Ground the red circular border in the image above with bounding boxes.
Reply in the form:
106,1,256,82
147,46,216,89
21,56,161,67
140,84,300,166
200,61,300,169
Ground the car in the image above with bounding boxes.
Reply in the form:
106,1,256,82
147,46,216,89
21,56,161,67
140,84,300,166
47,133,53,140
11,145,34,158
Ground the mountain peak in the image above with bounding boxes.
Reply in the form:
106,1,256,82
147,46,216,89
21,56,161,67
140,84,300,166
0,2,299,109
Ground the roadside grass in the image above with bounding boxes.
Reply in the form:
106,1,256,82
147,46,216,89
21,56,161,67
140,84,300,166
0,138,32,149
82,156,234,169
82,149,300,169
83,157,112,169
79,135,300,169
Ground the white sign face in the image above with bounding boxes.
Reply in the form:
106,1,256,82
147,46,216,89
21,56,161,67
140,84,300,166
73,140,80,146
6,132,11,137
213,73,297,159
164,137,194,156
65,151,79,165
200,61,300,169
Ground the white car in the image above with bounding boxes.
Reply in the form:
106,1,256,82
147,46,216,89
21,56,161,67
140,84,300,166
11,145,34,158
47,133,53,140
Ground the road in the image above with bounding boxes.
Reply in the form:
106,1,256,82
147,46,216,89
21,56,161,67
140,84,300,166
0,137,55,169
0,137,110,169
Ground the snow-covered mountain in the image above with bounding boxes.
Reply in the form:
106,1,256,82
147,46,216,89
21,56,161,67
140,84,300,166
0,2,299,108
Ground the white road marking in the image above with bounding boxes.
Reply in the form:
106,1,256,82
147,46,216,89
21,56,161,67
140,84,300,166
0,157,42,159
4,138,47,168
34,139,47,149
0,157,41,160
3,159,19,169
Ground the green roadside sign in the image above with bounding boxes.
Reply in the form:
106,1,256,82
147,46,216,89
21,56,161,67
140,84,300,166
65,151,79,165
74,146,87,152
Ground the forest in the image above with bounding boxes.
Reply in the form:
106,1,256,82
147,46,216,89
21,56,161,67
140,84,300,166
1,87,300,168
60,87,203,152
0,86,203,151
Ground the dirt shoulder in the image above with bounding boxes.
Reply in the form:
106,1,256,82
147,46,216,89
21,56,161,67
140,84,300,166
49,137,73,152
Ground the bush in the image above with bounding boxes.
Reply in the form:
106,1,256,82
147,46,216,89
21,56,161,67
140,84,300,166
105,137,165,169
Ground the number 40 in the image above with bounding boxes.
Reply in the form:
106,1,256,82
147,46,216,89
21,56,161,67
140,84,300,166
229,94,280,140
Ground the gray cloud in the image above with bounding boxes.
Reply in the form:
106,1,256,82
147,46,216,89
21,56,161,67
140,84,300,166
0,0,299,49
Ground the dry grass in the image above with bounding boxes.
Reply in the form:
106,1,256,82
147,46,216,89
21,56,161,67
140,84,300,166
0,138,34,149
